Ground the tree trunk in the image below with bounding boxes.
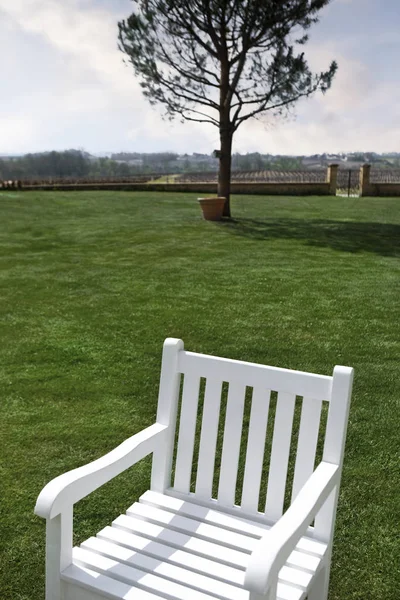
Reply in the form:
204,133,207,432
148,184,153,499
218,125,233,218
218,50,233,219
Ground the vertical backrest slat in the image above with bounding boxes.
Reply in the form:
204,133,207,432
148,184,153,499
195,378,223,500
217,383,247,506
151,338,184,492
169,347,349,525
241,388,271,513
314,366,354,542
264,392,296,521
291,397,322,502
173,374,201,494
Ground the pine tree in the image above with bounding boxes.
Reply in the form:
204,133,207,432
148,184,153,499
119,0,337,216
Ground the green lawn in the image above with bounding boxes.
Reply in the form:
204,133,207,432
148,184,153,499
1,191,399,600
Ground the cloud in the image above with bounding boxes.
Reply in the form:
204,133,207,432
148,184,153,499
0,117,37,149
0,0,214,153
233,38,400,154
0,0,139,97
0,0,399,154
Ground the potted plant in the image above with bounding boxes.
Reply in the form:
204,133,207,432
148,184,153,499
198,196,226,221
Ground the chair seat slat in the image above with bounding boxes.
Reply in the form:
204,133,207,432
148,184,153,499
120,502,323,574
140,490,265,537
72,547,221,600
67,547,307,600
98,518,324,583
126,502,255,552
97,525,246,585
61,563,164,600
79,541,250,600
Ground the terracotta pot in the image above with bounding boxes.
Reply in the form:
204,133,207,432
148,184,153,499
198,196,226,221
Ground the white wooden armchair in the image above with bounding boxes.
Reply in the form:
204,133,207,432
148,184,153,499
35,338,353,600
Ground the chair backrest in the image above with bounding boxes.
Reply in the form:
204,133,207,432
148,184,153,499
152,339,353,528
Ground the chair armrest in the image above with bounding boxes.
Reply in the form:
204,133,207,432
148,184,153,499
244,461,339,595
34,423,168,520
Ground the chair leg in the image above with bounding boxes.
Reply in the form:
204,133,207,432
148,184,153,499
45,510,73,600
249,582,277,600
308,565,330,600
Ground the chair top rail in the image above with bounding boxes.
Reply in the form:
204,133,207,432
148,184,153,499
178,351,333,400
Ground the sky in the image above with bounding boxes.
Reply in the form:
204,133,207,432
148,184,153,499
0,0,399,156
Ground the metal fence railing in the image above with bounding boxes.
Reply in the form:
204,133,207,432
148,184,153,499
176,169,327,184
336,169,361,196
370,169,400,183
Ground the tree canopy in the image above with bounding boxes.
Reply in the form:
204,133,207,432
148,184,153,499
119,0,336,128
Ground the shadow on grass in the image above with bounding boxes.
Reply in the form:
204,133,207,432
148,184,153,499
220,218,400,257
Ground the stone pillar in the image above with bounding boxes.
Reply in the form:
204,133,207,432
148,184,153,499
327,164,339,195
359,164,371,197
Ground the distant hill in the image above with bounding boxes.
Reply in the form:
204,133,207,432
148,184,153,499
1,149,399,180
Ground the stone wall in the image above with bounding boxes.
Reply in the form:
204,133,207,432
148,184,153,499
368,183,400,196
230,182,331,195
4,166,400,196
360,164,400,197
20,181,332,195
